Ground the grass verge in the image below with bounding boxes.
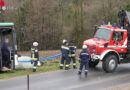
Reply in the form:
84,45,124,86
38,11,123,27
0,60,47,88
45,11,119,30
0,60,60,79
0,60,79,79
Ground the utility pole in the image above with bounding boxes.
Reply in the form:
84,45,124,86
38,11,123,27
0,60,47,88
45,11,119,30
27,74,30,90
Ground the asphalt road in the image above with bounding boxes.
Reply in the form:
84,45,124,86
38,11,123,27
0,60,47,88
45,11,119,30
1,64,130,90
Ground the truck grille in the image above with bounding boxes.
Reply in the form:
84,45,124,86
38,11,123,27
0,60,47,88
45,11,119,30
87,45,96,53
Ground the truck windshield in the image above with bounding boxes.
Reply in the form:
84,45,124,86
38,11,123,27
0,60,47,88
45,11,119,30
94,28,111,40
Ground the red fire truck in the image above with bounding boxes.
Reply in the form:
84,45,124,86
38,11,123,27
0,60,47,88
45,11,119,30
83,10,130,73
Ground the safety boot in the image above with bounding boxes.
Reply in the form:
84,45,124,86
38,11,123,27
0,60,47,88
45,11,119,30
85,72,88,77
65,67,69,70
60,66,63,69
33,68,36,72
73,65,77,69
78,71,82,75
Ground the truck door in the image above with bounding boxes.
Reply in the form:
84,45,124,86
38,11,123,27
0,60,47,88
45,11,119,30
110,31,126,53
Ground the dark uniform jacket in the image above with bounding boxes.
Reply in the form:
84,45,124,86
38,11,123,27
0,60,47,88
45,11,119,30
61,45,69,56
79,50,90,63
69,45,76,57
2,42,10,56
31,47,39,60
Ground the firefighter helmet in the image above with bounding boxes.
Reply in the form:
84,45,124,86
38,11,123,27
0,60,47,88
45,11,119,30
63,39,67,44
33,42,38,46
2,6,6,11
82,45,87,49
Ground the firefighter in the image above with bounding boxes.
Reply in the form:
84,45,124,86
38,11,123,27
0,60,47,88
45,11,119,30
68,41,77,69
118,10,126,28
113,32,123,41
60,40,70,70
113,32,119,41
78,45,90,76
31,42,39,72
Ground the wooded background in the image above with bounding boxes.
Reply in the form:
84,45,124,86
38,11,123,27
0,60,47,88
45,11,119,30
0,0,130,51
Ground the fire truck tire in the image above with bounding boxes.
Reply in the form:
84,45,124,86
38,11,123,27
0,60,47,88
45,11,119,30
102,55,118,73
89,60,99,68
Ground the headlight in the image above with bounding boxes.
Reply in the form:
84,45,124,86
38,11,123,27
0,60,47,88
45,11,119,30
93,49,96,52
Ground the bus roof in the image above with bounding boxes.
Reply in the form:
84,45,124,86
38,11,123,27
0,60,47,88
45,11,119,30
0,22,14,27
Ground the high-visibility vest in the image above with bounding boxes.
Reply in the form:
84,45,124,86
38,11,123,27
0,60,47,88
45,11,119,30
61,45,69,55
69,45,76,57
31,47,39,60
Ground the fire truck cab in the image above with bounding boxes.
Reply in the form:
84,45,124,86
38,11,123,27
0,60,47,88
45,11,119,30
84,10,130,73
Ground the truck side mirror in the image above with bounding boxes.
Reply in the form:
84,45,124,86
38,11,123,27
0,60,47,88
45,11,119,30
94,25,98,30
115,41,119,45
93,25,98,36
20,28,25,38
104,43,108,47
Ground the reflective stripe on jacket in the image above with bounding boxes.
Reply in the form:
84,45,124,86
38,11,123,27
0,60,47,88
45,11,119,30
69,45,76,57
79,50,90,62
61,45,69,55
31,47,39,60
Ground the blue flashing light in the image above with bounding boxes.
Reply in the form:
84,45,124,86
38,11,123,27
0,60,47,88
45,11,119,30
101,21,105,25
112,23,116,27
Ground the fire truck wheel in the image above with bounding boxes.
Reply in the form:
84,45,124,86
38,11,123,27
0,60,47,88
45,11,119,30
89,60,99,68
102,55,118,73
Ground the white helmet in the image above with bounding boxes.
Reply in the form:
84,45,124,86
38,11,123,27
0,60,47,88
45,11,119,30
33,42,38,47
2,6,6,11
62,39,67,44
82,45,87,49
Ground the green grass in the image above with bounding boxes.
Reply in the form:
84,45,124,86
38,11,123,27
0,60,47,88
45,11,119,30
0,60,60,79
0,60,80,79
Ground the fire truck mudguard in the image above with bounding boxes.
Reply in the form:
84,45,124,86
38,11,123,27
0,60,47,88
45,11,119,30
100,49,120,61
